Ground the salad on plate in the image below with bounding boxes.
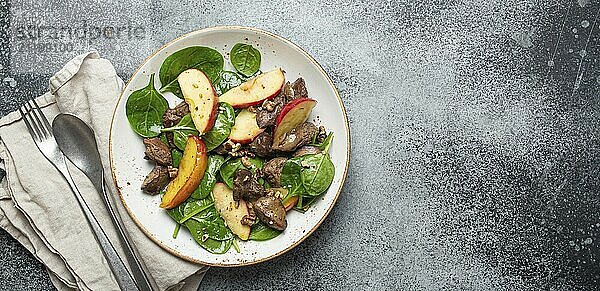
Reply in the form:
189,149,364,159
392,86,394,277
124,42,335,254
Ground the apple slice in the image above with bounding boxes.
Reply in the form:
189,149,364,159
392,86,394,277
160,136,208,209
212,182,251,240
229,109,264,144
178,69,218,134
218,68,285,108
272,98,317,147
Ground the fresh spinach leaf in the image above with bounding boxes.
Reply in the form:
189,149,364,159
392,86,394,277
125,74,169,137
232,239,240,253
172,224,181,238
230,43,261,77
192,155,226,199
280,158,305,196
166,202,185,237
300,153,335,196
300,134,335,196
166,201,185,222
179,197,214,223
186,206,233,241
161,114,198,151
294,194,320,213
249,221,282,241
172,149,183,167
219,157,264,188
166,198,232,253
159,46,224,97
310,132,333,150
159,133,169,146
202,103,235,151
193,236,233,254
214,71,243,96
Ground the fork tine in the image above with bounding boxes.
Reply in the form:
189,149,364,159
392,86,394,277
22,102,44,140
25,100,49,139
31,99,53,136
19,106,40,142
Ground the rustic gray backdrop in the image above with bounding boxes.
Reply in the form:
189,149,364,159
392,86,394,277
0,0,599,290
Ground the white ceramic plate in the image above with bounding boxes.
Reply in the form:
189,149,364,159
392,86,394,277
109,26,350,266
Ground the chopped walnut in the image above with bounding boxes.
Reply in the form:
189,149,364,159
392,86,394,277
241,156,253,168
241,213,256,226
241,204,257,226
262,100,275,112
167,166,178,178
230,149,255,158
315,126,327,144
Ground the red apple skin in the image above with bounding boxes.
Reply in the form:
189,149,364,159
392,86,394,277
272,98,317,147
219,68,285,109
275,98,317,126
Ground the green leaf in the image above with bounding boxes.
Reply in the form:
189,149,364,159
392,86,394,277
194,236,233,254
166,197,232,253
159,46,224,97
300,153,335,196
185,206,233,241
202,103,235,151
159,133,169,146
280,158,305,196
230,43,261,77
294,194,320,212
192,155,226,199
219,157,264,189
232,239,240,253
166,202,185,222
179,197,214,223
310,132,334,151
125,74,169,137
172,149,183,167
249,221,282,241
214,71,243,96
172,224,181,239
161,114,198,151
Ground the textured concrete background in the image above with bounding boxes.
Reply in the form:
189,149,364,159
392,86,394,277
1,0,600,290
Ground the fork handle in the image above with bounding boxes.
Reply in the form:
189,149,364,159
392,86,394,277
57,163,139,291
100,175,155,291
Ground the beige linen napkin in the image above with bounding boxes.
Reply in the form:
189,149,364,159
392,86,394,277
0,52,208,291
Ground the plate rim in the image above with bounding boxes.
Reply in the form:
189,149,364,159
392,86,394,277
108,25,351,267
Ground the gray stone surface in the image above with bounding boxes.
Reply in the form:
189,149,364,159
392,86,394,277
1,0,599,290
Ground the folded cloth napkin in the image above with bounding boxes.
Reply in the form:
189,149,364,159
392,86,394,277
0,52,208,291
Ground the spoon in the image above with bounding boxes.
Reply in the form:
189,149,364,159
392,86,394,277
52,113,155,291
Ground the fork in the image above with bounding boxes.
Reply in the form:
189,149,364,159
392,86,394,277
20,99,140,291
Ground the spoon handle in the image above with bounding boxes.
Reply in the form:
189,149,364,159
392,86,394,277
100,175,156,291
57,162,139,291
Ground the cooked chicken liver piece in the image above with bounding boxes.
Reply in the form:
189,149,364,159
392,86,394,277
248,131,273,157
293,145,322,157
143,137,172,166
253,196,287,230
163,102,190,148
272,122,318,152
291,78,308,100
262,157,287,187
232,169,265,201
141,165,169,194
